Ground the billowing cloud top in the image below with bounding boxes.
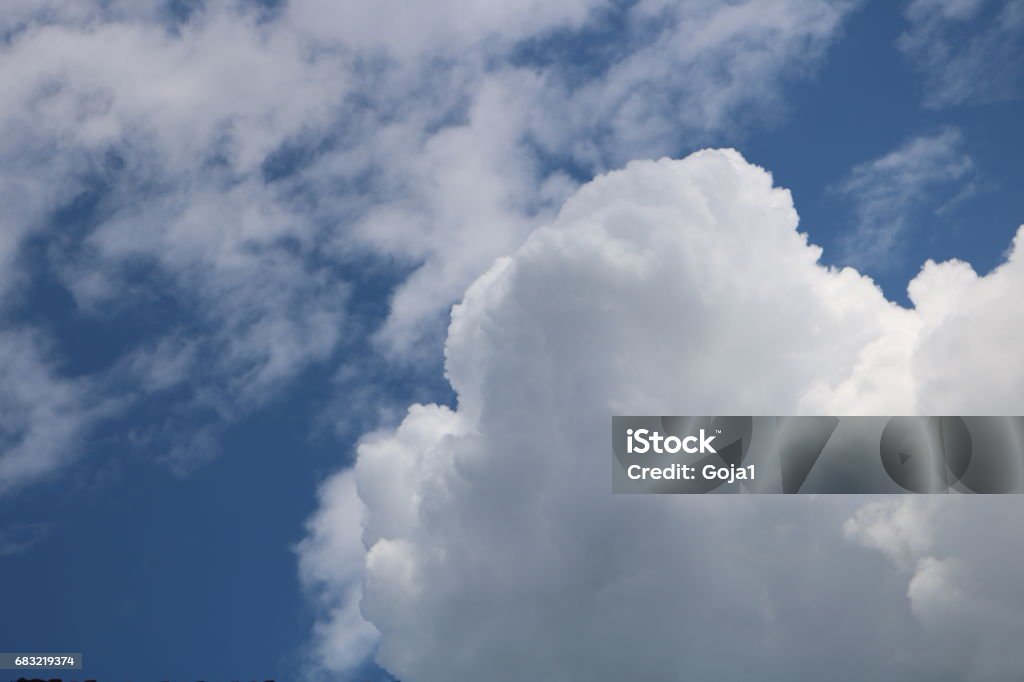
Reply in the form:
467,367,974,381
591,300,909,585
301,149,1024,681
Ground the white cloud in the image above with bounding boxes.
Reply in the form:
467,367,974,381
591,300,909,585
0,1,354,478
843,498,937,568
910,238,1024,413
899,0,1024,107
834,129,975,267
0,330,111,493
301,150,1024,680
316,0,861,355
4,1,1019,676
1,13,345,171
284,0,602,58
0,0,859,489
296,469,380,675
847,498,1024,678
545,0,857,167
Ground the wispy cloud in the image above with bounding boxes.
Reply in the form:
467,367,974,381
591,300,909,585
898,0,1024,107
833,128,975,267
0,0,859,493
0,330,115,494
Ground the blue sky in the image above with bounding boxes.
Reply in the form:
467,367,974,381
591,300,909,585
1,1,1023,681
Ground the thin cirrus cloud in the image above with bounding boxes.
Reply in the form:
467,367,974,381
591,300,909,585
299,150,1024,680
898,0,1024,107
833,128,976,268
0,0,857,492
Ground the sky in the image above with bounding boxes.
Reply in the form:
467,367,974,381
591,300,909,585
1,1,1023,681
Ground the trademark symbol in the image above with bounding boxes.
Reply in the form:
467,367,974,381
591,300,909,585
716,430,722,434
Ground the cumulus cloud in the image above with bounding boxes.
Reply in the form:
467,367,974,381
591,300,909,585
297,470,380,674
833,128,976,267
301,150,1024,680
846,498,1024,678
910,238,1024,413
